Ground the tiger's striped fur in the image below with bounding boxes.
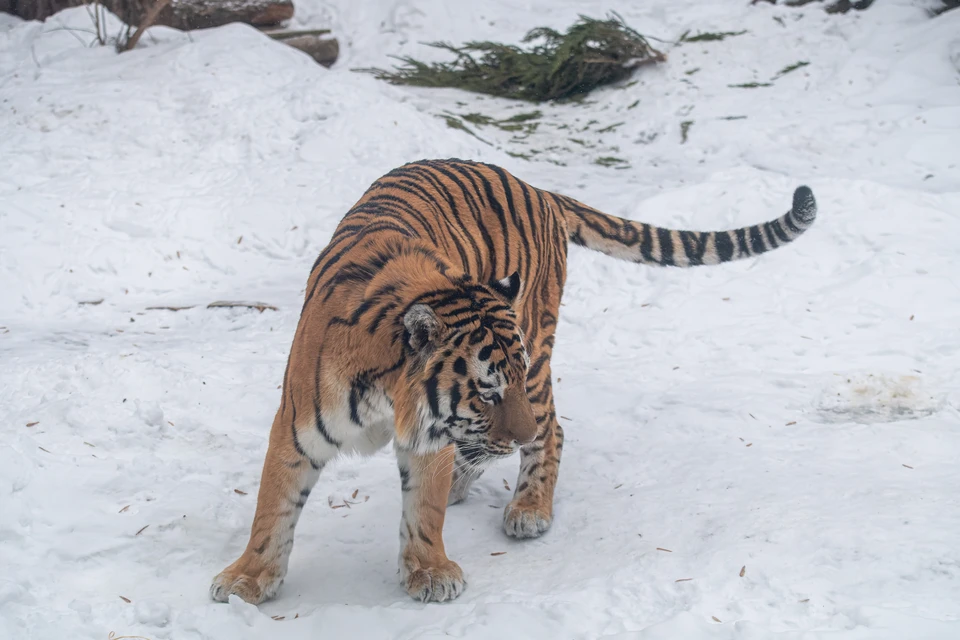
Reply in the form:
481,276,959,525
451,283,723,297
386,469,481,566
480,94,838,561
210,159,817,604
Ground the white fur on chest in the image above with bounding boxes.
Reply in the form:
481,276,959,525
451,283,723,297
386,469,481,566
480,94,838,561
295,383,395,460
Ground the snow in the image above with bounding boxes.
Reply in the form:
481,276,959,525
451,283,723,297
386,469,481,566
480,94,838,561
2,1,959,638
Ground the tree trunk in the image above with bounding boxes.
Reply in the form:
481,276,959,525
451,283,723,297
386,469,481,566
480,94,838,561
141,0,293,30
6,0,293,29
7,0,83,21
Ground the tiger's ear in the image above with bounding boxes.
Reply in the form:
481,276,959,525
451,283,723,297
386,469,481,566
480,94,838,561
490,271,522,304
403,304,441,354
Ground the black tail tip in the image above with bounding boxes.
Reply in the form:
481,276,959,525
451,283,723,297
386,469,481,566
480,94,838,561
791,186,817,224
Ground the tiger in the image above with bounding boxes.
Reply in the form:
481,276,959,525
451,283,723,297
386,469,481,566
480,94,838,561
210,158,817,604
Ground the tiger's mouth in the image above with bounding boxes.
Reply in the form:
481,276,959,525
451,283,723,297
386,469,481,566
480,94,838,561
482,443,519,458
455,440,518,463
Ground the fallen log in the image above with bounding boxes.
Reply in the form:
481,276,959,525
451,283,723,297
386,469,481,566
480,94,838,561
147,0,293,30
262,27,331,39
5,0,293,29
264,29,339,67
4,1,338,67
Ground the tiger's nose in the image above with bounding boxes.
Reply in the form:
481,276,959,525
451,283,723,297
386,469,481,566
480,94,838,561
506,403,538,445
509,421,537,446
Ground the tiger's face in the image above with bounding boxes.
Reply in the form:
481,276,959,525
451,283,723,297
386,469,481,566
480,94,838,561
398,273,538,458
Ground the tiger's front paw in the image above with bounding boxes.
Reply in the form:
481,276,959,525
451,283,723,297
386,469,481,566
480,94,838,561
210,557,285,604
503,500,552,539
402,558,466,603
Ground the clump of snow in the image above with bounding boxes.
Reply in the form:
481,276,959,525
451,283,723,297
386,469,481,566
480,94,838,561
817,373,943,423
134,600,171,627
135,401,166,429
2,1,960,639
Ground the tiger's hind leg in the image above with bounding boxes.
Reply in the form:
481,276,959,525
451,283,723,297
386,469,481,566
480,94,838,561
503,372,564,539
210,408,337,604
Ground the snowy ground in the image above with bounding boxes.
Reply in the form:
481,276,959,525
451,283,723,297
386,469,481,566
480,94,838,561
2,1,960,638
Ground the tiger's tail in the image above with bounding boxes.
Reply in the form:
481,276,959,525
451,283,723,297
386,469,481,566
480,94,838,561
557,186,817,267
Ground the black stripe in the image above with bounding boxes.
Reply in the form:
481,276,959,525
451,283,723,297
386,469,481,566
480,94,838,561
364,355,406,382
425,375,441,417
528,353,550,380
657,228,675,266
762,221,780,249
488,164,523,273
640,223,654,262
322,260,380,303
349,377,368,428
355,221,415,238
449,381,462,418
462,165,506,276
514,179,540,286
679,231,708,266
394,162,470,269
352,201,421,233
734,228,751,257
451,169,499,275
314,351,343,448
380,176,446,218
363,193,438,242
302,234,364,311
367,300,398,334
429,162,490,273
715,232,734,262
289,378,324,470
748,224,767,255
329,294,381,328
784,212,803,234
769,218,792,244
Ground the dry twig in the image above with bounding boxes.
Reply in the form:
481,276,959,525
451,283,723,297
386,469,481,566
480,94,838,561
120,0,172,52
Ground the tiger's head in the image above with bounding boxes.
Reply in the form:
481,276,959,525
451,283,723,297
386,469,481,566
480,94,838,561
395,271,537,458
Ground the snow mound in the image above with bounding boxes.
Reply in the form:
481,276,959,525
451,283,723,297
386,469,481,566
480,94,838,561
3,1,960,639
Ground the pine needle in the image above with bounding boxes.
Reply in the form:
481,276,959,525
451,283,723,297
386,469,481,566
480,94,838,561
358,13,665,102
